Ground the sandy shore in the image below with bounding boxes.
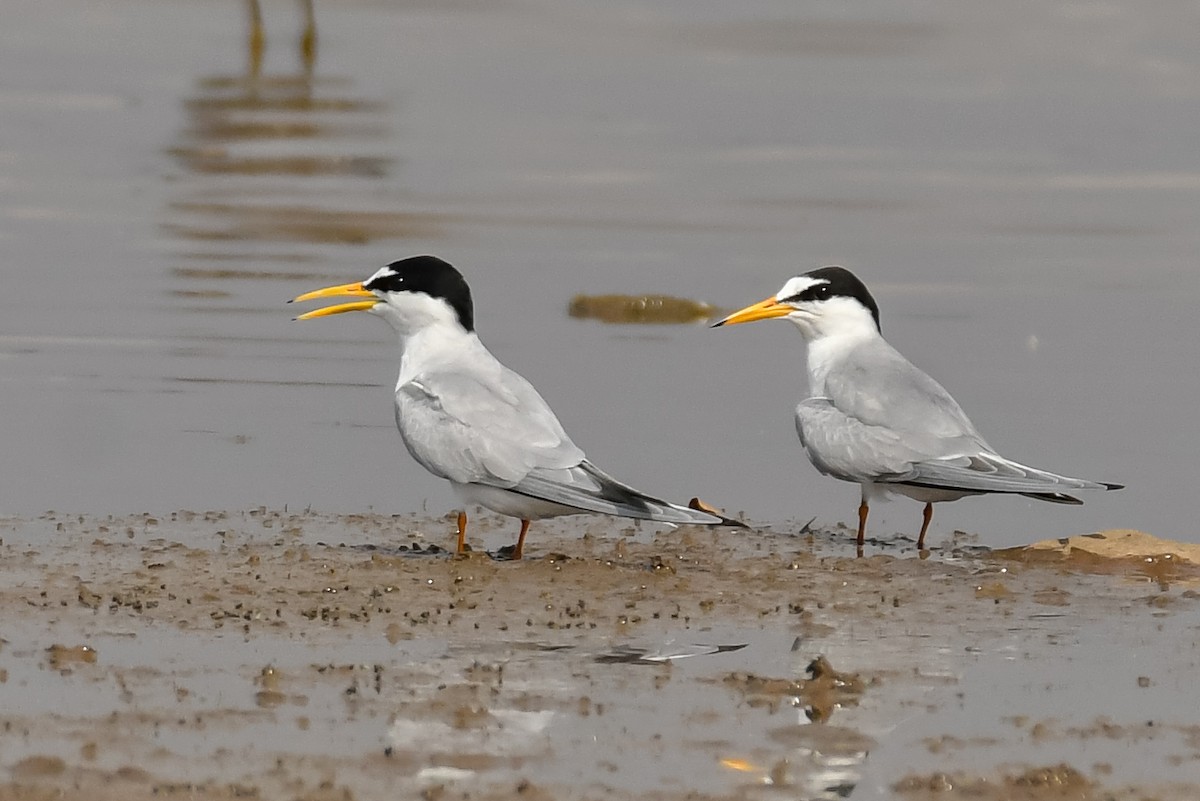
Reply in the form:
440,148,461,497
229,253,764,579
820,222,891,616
1,510,1197,800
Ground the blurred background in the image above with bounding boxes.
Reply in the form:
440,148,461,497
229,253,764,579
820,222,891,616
1,0,1196,548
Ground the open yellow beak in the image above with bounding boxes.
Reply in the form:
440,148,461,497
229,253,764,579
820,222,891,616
711,296,792,327
290,282,379,320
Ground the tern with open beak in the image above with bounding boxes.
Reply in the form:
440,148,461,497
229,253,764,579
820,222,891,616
292,255,741,558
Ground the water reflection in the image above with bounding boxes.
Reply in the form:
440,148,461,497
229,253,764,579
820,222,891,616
165,203,441,245
714,653,871,796
162,0,407,289
247,0,317,83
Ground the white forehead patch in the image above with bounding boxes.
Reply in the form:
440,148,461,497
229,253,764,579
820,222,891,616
366,265,398,285
776,275,828,302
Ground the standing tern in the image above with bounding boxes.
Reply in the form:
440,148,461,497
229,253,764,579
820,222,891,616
292,255,740,559
713,266,1121,552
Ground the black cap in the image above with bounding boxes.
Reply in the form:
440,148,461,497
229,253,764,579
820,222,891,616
364,255,475,332
786,266,880,332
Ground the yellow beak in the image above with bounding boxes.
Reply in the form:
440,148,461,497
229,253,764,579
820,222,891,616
711,296,792,327
290,282,379,320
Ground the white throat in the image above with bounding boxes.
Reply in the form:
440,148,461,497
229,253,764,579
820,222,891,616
804,328,878,396
395,323,482,388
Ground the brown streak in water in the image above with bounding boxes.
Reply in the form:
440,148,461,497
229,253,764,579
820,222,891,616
171,267,336,281
170,289,232,299
178,252,321,263
164,204,446,244
198,75,351,91
170,306,297,314
166,150,392,178
184,96,383,113
166,202,778,245
187,120,388,140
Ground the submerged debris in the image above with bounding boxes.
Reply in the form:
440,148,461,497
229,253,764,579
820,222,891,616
719,655,868,721
46,644,98,671
567,293,716,324
255,665,287,708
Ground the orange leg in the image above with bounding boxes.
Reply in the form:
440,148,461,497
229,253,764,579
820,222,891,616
512,519,531,561
456,511,468,555
856,500,869,556
917,503,933,550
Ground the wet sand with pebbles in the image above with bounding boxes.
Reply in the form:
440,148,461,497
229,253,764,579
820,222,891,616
3,511,1199,800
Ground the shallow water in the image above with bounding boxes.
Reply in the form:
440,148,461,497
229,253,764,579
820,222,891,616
2,3,1197,545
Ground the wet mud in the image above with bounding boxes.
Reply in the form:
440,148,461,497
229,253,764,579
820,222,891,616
1,512,1197,799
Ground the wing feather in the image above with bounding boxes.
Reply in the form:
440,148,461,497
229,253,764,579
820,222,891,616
903,452,1114,495
796,337,1119,500
796,397,947,483
395,367,584,486
822,339,987,444
796,398,1113,497
395,365,735,526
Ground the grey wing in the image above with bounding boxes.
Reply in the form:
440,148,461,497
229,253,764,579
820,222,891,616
795,397,954,483
399,369,733,525
823,339,987,443
396,366,585,487
806,340,1121,499
796,398,1118,499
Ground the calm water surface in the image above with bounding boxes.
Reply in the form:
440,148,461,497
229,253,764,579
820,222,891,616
2,0,1198,548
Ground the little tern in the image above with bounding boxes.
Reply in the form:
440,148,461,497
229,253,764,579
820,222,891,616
713,266,1121,552
292,255,739,559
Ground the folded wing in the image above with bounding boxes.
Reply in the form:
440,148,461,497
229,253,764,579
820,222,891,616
904,452,1120,501
396,367,584,486
398,366,735,525
796,397,1120,500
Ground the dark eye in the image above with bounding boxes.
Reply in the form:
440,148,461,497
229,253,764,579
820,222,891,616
790,283,831,303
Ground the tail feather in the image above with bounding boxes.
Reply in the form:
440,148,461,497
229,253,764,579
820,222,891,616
1020,492,1084,505
508,461,744,527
